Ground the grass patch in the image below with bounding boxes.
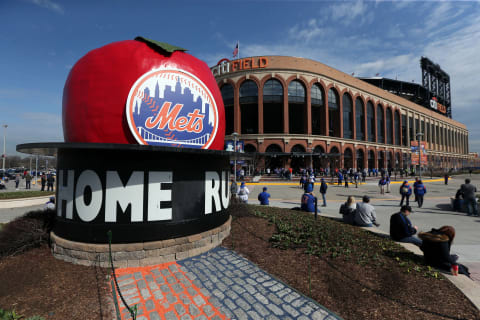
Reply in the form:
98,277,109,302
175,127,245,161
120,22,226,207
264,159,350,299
247,205,443,279
0,191,54,200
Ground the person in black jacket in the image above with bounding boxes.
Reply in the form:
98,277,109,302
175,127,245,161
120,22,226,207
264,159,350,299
389,205,422,246
319,178,328,207
418,226,470,276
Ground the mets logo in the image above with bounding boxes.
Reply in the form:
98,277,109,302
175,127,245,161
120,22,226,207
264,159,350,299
126,67,218,149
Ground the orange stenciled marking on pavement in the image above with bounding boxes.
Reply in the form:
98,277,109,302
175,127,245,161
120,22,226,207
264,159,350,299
112,262,229,320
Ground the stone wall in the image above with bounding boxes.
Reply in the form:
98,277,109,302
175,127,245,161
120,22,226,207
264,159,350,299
51,216,231,268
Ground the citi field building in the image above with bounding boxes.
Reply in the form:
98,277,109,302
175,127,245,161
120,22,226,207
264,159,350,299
211,56,475,171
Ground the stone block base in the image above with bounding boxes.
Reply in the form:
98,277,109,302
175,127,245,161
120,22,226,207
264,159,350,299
50,216,231,268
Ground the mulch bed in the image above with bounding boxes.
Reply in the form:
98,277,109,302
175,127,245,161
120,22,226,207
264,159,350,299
223,204,480,320
0,245,113,320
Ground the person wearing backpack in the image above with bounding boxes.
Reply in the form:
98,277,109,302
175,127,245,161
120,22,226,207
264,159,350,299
399,180,412,206
414,180,427,208
237,182,250,203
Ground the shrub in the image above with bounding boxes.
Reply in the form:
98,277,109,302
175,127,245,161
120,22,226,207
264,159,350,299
0,209,55,258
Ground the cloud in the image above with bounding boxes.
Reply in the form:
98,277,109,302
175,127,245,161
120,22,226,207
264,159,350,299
25,0,64,14
330,0,371,26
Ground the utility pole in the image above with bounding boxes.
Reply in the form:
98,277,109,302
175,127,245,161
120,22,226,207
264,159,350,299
2,124,7,172
232,132,238,188
416,132,424,180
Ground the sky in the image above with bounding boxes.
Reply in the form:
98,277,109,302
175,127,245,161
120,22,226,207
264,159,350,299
1,0,480,156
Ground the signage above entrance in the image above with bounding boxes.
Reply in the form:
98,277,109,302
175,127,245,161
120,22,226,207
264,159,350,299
211,57,269,76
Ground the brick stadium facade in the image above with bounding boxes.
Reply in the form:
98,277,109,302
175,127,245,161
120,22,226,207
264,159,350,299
212,56,477,171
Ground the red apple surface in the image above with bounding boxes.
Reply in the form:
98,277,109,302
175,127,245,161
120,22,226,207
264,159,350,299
62,37,225,150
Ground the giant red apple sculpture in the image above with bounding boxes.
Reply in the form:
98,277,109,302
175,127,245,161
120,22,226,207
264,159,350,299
62,37,225,150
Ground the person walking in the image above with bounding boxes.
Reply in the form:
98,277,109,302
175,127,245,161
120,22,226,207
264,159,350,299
15,174,20,190
413,177,420,202
237,182,250,203
46,173,55,191
414,180,427,208
354,196,380,227
444,173,449,185
362,169,367,182
319,178,328,207
399,180,412,206
25,171,32,190
390,205,422,246
344,176,349,188
460,178,478,216
378,177,387,195
41,174,46,191
257,187,271,205
230,180,238,203
386,175,391,193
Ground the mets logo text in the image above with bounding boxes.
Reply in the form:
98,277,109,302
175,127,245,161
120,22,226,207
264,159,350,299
126,68,218,148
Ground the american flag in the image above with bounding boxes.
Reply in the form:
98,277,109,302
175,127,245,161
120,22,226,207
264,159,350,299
375,73,380,76
233,41,239,58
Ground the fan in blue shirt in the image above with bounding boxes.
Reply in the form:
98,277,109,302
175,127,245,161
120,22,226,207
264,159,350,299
258,187,271,205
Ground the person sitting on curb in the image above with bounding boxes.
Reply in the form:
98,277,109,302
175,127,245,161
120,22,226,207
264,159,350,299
354,196,380,227
44,196,55,211
414,180,427,208
301,184,316,213
237,182,250,203
339,196,356,225
319,178,328,207
418,226,470,277
460,178,478,216
390,205,422,246
399,180,412,206
257,187,271,205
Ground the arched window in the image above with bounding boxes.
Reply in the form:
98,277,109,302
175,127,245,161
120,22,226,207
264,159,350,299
313,145,325,154
291,144,306,153
344,148,353,168
244,144,257,153
386,108,393,144
221,84,234,135
328,88,340,137
288,80,306,134
239,80,258,134
395,110,401,146
263,79,283,133
367,101,375,142
378,150,385,169
265,144,283,153
355,98,365,141
368,150,375,169
342,93,353,139
377,104,384,143
356,149,365,170
311,84,325,135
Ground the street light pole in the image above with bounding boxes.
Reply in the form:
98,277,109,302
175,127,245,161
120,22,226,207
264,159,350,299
232,132,238,188
416,132,424,180
2,124,7,172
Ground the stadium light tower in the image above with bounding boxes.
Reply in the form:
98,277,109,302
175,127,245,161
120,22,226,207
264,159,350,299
2,124,7,172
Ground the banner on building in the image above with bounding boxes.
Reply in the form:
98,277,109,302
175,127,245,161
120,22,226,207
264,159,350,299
225,140,244,152
411,141,427,165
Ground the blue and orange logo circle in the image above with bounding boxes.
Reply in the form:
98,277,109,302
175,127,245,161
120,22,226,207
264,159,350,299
126,68,218,149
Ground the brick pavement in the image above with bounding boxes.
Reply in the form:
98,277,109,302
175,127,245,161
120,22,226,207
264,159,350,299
111,247,341,320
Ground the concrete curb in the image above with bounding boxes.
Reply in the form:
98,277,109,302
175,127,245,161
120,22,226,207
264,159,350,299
318,211,480,311
0,195,52,209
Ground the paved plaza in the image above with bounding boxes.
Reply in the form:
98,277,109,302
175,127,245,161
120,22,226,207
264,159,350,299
250,173,480,282
112,247,339,320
